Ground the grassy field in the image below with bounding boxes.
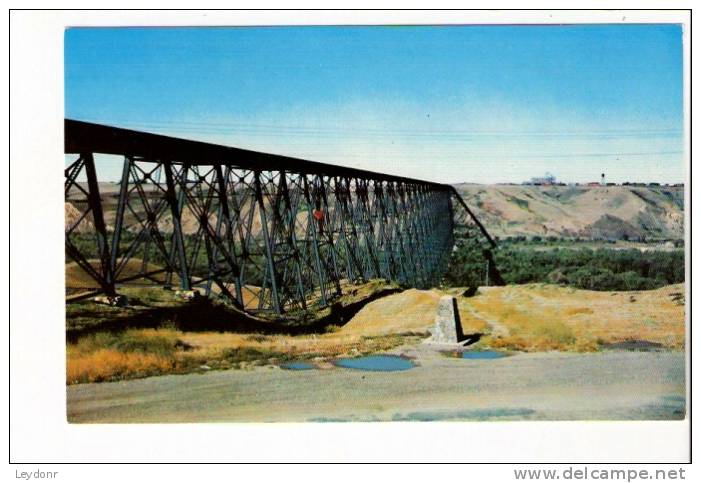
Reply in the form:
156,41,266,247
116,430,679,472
65,281,415,384
66,319,425,384
65,281,685,384
466,283,685,352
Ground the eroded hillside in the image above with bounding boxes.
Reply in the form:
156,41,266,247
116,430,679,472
454,184,684,240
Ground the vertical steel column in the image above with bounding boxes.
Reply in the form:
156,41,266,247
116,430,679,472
302,175,328,306
409,184,430,284
212,164,244,304
346,177,365,280
355,178,382,279
204,194,223,298
82,152,115,295
402,183,419,285
278,173,307,310
332,176,356,282
164,161,191,290
396,183,413,283
109,156,132,283
365,180,379,275
385,181,409,283
183,166,206,282
373,180,394,280
316,175,342,296
254,171,282,314
165,173,187,288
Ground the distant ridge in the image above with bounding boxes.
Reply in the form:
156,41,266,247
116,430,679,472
453,184,684,240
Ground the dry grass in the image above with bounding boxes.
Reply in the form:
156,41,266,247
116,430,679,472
66,283,685,384
65,280,409,384
67,348,173,384
66,329,183,383
467,283,685,352
337,288,489,336
65,287,426,384
65,326,418,384
178,289,434,355
338,288,439,335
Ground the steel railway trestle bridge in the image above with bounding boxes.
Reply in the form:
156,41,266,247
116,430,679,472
65,119,499,315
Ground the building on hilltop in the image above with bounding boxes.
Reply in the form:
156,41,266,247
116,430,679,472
524,173,556,186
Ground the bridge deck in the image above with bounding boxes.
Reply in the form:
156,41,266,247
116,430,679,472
65,119,449,188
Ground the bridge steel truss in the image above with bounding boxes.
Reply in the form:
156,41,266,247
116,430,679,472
65,119,496,315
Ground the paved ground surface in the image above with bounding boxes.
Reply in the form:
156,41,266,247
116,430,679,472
67,348,685,423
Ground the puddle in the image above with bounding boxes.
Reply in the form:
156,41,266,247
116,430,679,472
280,361,315,370
461,350,507,359
333,355,415,372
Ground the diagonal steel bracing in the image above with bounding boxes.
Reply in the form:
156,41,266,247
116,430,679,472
65,119,497,315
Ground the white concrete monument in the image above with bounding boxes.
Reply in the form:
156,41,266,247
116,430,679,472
429,295,464,344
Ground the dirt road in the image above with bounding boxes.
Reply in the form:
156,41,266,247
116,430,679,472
67,349,685,423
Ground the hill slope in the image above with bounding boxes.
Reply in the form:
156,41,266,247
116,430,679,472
454,184,684,240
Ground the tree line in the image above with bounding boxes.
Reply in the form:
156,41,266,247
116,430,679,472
444,238,684,291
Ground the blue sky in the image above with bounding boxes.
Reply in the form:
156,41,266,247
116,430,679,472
65,25,684,183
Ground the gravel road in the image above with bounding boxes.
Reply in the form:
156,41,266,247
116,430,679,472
67,349,685,423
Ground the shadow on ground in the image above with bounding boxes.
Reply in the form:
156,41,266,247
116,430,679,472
66,286,402,342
